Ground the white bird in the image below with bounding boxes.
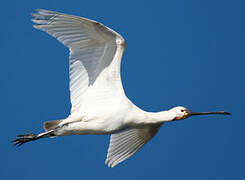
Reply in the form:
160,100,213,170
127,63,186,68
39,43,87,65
13,9,230,167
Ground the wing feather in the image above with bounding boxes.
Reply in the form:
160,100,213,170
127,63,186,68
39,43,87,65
32,9,126,113
105,124,163,167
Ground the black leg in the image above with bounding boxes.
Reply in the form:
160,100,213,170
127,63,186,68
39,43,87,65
13,130,55,147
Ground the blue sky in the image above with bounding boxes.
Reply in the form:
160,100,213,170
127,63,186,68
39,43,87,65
1,0,244,179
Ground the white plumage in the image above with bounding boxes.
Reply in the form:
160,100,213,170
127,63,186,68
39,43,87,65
13,9,230,167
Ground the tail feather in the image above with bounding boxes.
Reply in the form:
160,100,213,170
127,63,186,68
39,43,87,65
44,119,63,131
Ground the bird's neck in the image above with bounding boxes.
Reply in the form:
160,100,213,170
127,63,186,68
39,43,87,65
146,110,176,123
129,110,176,126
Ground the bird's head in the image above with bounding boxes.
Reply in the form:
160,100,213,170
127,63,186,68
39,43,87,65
170,106,230,121
170,106,190,120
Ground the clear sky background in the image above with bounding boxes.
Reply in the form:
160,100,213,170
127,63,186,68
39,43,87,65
1,0,244,179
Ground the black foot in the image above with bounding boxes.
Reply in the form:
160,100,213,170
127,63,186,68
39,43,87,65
13,133,37,147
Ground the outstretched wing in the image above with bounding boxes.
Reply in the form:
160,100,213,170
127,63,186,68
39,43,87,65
32,9,126,113
105,124,163,167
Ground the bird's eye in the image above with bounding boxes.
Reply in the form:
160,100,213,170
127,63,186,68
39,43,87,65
181,109,184,112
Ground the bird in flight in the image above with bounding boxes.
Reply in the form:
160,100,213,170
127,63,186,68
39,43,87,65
13,9,230,167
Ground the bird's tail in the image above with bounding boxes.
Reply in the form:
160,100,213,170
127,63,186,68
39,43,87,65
44,119,63,131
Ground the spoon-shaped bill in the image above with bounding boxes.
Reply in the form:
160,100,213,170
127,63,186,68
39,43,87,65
189,111,231,116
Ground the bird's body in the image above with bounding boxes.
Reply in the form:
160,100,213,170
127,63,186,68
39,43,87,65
57,98,134,135
14,9,230,167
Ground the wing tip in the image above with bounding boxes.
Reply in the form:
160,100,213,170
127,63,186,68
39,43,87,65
31,9,58,28
34,9,56,15
105,159,117,168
